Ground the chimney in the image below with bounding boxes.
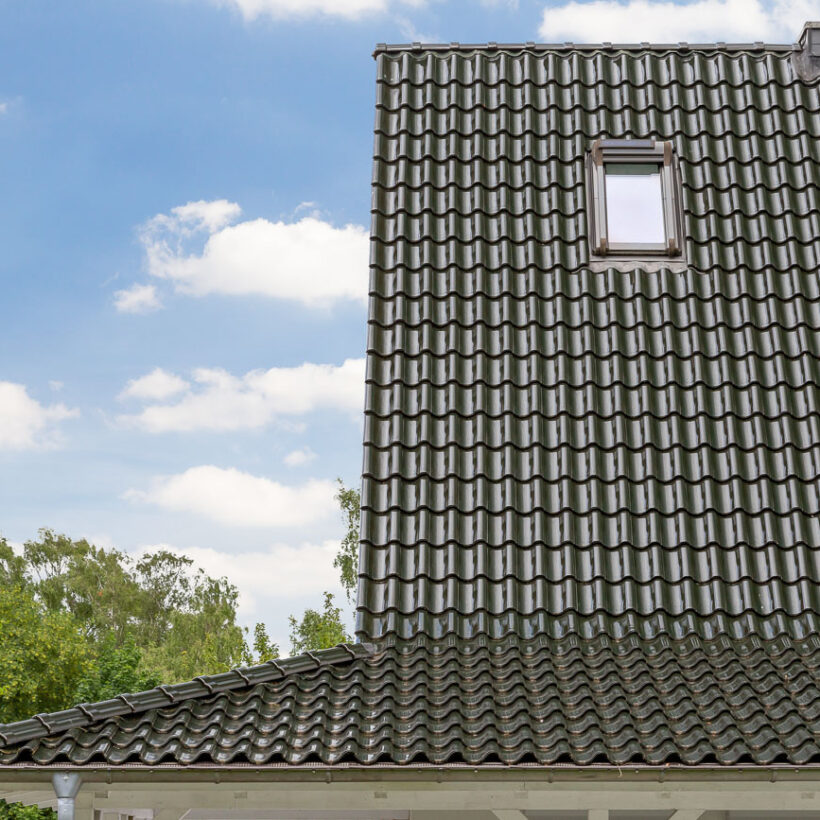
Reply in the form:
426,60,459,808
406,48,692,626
794,22,820,81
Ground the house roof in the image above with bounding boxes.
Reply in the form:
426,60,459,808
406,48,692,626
357,40,820,643
0,644,373,756
2,37,820,771
2,633,820,767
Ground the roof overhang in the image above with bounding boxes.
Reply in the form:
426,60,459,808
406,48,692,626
4,766,820,819
4,762,820,783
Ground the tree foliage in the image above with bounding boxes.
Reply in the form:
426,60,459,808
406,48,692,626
288,591,349,654
253,623,279,663
0,801,55,820
0,584,92,722
333,480,360,601
73,634,160,705
0,530,276,723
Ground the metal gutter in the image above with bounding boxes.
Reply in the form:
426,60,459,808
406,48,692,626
4,763,820,784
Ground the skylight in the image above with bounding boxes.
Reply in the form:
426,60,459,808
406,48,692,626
587,138,685,259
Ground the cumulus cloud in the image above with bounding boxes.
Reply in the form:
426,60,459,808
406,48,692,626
114,283,162,314
151,199,241,234
124,466,337,528
213,0,423,21
539,0,813,43
0,382,78,450
118,358,365,433
283,447,318,467
119,368,190,402
140,199,368,307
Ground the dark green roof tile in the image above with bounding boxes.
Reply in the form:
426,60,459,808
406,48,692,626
2,634,819,766
358,44,820,645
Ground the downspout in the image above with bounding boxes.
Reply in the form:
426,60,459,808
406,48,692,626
52,773,82,820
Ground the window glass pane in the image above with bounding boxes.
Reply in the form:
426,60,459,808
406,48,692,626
605,162,665,244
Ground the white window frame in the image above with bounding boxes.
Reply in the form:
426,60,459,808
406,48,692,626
587,138,685,258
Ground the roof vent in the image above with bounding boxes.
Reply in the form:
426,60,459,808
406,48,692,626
794,22,820,81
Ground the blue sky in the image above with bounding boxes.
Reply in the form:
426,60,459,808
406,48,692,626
0,0,807,649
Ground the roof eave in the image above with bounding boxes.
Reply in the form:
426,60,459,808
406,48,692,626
4,762,820,783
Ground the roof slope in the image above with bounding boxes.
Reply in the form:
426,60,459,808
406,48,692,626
3,633,820,767
358,42,820,643
0,644,372,753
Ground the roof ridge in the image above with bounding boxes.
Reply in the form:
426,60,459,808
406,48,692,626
373,42,798,57
0,642,373,750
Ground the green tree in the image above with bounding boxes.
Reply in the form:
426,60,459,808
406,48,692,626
14,532,209,649
0,529,280,719
140,572,252,682
73,634,160,704
0,585,92,723
17,530,144,644
253,623,279,662
133,550,200,645
0,538,27,587
333,480,360,601
0,801,55,820
289,591,349,654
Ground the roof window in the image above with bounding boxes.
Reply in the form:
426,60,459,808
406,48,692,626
587,138,684,259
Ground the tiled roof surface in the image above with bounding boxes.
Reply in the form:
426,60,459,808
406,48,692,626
358,43,820,642
0,644,372,753
3,633,820,766
2,41,820,770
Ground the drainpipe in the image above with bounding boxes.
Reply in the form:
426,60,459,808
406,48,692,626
52,773,82,820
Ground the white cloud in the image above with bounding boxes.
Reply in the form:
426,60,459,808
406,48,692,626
119,368,190,402
0,382,78,451
118,358,365,433
154,199,242,234
48,380,64,392
396,15,438,41
114,283,162,314
214,0,423,21
539,0,811,43
124,466,337,528
0,103,7,116
140,200,368,307
284,447,318,467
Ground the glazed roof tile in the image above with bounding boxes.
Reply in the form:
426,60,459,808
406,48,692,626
357,42,820,643
2,633,820,767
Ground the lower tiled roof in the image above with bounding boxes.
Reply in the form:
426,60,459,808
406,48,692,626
2,627,820,767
